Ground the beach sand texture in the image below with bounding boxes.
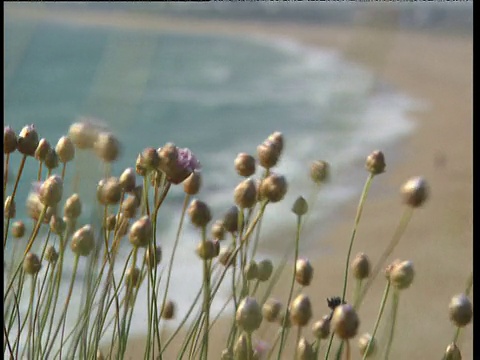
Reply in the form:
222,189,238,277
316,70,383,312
5,4,473,359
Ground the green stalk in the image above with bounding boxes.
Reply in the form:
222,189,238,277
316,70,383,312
384,289,400,359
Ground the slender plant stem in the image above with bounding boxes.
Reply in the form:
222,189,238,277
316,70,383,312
384,289,400,359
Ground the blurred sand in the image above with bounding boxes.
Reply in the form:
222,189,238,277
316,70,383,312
5,4,473,359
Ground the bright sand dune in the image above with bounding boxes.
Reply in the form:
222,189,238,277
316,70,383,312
5,4,473,359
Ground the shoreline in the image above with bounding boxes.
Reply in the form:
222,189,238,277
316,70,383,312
5,4,473,359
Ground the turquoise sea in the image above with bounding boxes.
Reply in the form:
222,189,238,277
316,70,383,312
4,14,418,341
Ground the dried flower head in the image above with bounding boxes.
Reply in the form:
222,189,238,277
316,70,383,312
56,136,75,163
257,259,274,282
145,245,162,269
26,188,56,224
121,195,139,219
444,343,462,360
158,144,201,184
262,298,282,323
296,337,314,360
234,178,257,209
17,124,39,156
365,150,386,175
97,177,122,205
389,260,415,290
211,220,226,241
257,140,281,169
312,315,331,340
161,300,176,320
449,294,473,328
4,126,17,154
290,294,313,327
358,333,377,358
94,132,121,163
219,248,235,268
23,252,42,275
140,147,160,171
105,214,116,231
35,138,51,162
45,245,59,264
39,175,63,207
188,199,212,228
50,215,66,235
125,267,141,288
310,160,330,184
351,252,371,280
71,225,95,256
236,297,263,333
183,170,202,195
295,258,314,286
12,221,26,238
401,176,429,208
234,153,256,177
64,193,82,220
223,206,239,233
196,240,218,260
233,333,252,360
331,304,360,340
292,196,308,216
259,173,287,203
68,121,100,149
119,167,136,193
4,196,16,219
129,216,152,248
44,149,59,170
245,261,258,281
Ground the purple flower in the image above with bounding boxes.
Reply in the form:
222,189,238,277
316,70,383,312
177,147,201,172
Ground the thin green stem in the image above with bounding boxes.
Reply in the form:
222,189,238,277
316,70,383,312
384,289,400,359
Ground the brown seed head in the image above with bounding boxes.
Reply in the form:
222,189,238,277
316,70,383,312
129,216,152,248
196,240,217,260
68,121,99,149
161,300,176,320
234,153,256,177
257,259,274,282
444,343,462,360
401,176,429,208
115,213,130,238
135,153,147,177
141,147,160,171
98,177,122,205
449,294,473,328
297,337,314,360
233,333,251,360
236,297,263,333
4,126,17,154
234,178,257,209
262,298,282,322
94,132,120,163
245,261,258,281
71,225,95,256
290,294,313,327
257,140,281,169
351,253,371,280
259,173,287,203
183,170,202,195
17,124,39,156
223,206,239,233
310,160,330,184
44,149,59,170
12,221,26,238
389,260,415,290
188,199,212,228
4,196,16,219
45,245,59,264
55,136,75,163
268,131,284,153
211,219,226,241
331,304,359,340
23,252,42,275
50,215,66,235
145,245,162,269
292,196,308,216
312,315,331,339
295,258,314,286
35,138,51,162
119,167,136,193
125,267,141,288
358,333,377,358
39,175,63,207
64,193,82,219
365,150,386,175
105,214,116,231
121,195,139,219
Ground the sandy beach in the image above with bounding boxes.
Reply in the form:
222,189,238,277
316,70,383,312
5,4,473,359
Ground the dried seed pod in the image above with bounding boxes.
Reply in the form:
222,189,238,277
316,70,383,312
257,138,281,169
188,199,212,228
331,304,359,340
97,177,122,205
236,297,263,333
351,253,371,280
4,126,17,154
44,149,59,170
4,196,16,219
233,333,252,360
23,253,42,275
358,333,377,358
161,300,176,320
389,260,415,290
17,124,39,156
145,245,162,269
196,240,217,260
35,138,51,162
140,147,160,171
45,245,59,264
268,131,284,152
121,195,139,219
365,150,386,175
12,221,26,238
444,342,462,360
296,337,314,360
312,315,330,340
71,225,95,256
401,176,429,208
449,294,473,328
290,294,313,327
234,153,256,177
115,213,130,238
262,298,282,322
119,167,136,193
105,214,116,231
68,121,99,149
50,215,66,235
56,136,75,163
64,193,82,220
234,178,257,209
125,267,141,288
183,170,202,195
292,196,308,216
245,261,258,281
94,132,120,163
257,259,274,282
258,173,287,203
129,216,152,248
39,175,63,207
219,248,235,268
211,220,226,241
295,258,314,286
223,206,239,233
310,160,330,184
